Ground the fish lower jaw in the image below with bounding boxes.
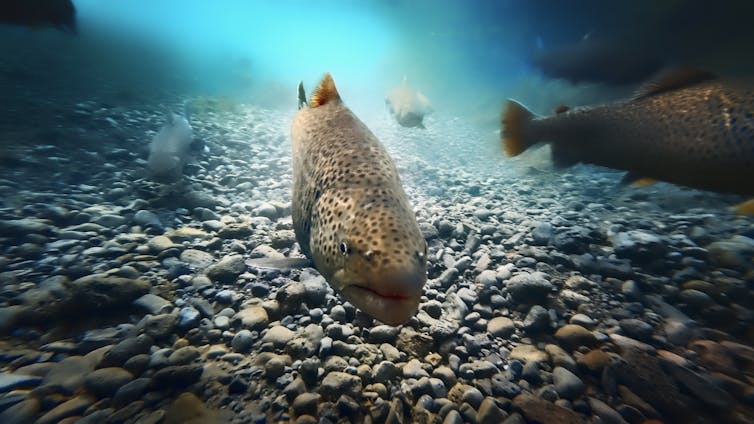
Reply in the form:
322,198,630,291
342,285,421,326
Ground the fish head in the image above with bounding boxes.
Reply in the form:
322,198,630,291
312,189,428,326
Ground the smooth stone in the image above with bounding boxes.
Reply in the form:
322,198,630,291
133,294,173,314
179,249,214,269
262,325,296,347
588,397,629,424
512,393,587,424
320,372,362,401
69,274,151,310
112,377,152,407
618,319,654,342
234,306,269,330
152,365,204,388
206,254,246,283
402,359,429,379
368,325,400,343
35,395,95,424
477,397,508,424
164,392,219,424
552,366,585,399
505,272,554,304
545,344,576,371
41,356,96,395
555,325,597,350
84,367,134,397
168,346,200,366
102,334,154,367
509,345,549,364
0,398,40,424
231,330,254,353
0,372,42,391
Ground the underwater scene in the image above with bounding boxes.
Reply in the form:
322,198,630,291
2,0,754,423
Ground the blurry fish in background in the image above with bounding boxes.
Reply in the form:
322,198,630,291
532,36,663,85
385,77,433,128
501,69,754,201
522,0,754,86
0,0,76,33
285,73,428,325
147,107,194,183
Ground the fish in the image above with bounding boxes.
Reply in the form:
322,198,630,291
501,69,754,196
147,110,194,182
289,73,428,325
385,78,432,129
0,0,76,33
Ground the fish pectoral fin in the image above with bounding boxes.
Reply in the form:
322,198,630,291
633,68,716,101
297,81,308,110
621,172,657,187
245,257,314,269
732,198,754,215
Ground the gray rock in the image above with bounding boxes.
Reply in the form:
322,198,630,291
168,346,200,366
569,313,596,328
522,305,551,332
292,392,320,416
320,372,362,400
84,367,134,397
102,334,153,367
559,289,590,308
706,235,754,269
373,361,399,381
179,249,215,269
134,210,163,229
133,294,172,314
41,356,95,394
0,372,42,391
402,359,429,378
552,366,585,399
262,325,295,347
147,236,175,253
112,377,151,407
94,214,126,228
35,395,94,424
488,316,515,338
664,319,694,345
588,397,628,424
141,313,178,339
368,325,399,343
613,230,666,263
664,362,735,409
232,329,254,353
69,274,151,311
0,398,40,424
505,272,553,304
178,306,201,329
152,365,203,388
0,218,51,236
531,222,553,245
206,254,246,283
477,397,508,424
619,319,654,342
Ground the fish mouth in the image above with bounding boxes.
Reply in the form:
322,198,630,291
341,284,422,326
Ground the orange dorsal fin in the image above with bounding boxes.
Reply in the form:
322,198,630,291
633,68,716,100
310,73,342,107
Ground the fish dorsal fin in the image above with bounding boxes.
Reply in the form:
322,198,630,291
633,68,716,101
310,73,341,107
297,81,307,110
554,105,570,114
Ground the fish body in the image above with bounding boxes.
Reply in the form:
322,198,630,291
502,70,754,195
147,112,194,182
0,0,76,32
291,73,427,325
385,80,432,128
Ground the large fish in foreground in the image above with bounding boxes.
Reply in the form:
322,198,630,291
502,69,754,196
289,73,428,325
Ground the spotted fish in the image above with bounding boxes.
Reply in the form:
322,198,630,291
502,69,754,196
290,73,428,325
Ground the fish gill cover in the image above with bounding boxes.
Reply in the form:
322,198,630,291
0,1,753,424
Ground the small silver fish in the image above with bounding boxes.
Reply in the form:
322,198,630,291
385,78,433,129
290,73,428,325
502,69,754,196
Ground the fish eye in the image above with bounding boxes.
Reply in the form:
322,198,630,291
339,242,348,255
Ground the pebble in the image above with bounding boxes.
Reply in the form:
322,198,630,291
555,325,597,350
505,271,554,303
552,366,585,399
231,329,254,353
84,367,134,397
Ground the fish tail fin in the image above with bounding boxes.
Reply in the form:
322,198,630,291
502,100,536,157
733,199,754,215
